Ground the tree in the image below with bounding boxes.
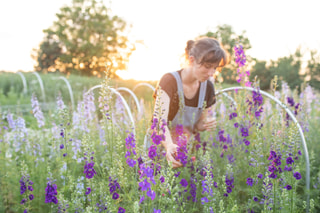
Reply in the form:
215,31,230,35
250,48,303,91
202,24,251,84
33,0,135,78
306,50,320,91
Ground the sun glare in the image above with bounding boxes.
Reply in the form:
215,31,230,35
117,43,181,81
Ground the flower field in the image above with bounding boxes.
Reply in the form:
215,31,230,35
1,47,320,213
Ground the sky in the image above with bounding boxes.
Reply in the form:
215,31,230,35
1,0,320,81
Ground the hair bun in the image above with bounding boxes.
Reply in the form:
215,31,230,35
185,40,195,57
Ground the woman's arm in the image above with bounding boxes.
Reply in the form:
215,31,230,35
154,88,182,168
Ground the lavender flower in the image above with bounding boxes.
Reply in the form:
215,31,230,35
31,93,45,128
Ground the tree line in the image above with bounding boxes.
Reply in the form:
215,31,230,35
32,0,320,91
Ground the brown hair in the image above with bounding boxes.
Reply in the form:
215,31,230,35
185,37,228,71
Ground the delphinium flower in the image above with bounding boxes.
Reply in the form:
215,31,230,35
19,174,34,210
109,176,121,200
285,96,302,127
153,209,161,213
267,150,283,179
183,177,198,202
83,157,97,179
56,92,66,110
174,124,189,166
138,163,156,200
124,132,137,167
31,93,45,128
45,179,58,204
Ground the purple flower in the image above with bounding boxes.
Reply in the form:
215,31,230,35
159,176,165,183
286,157,294,165
284,165,292,171
226,186,232,193
180,179,188,188
20,185,27,195
146,189,156,200
63,153,67,157
268,151,277,160
20,198,27,205
126,158,136,168
244,139,250,146
28,186,33,191
246,177,254,186
153,209,161,213
214,182,218,188
253,196,258,202
112,192,119,200
257,174,263,179
298,150,302,155
118,207,126,213
174,171,181,177
60,144,64,149
285,185,292,190
29,194,34,200
148,145,157,160
152,134,163,145
85,187,91,195
294,172,302,180
269,172,277,179
45,182,58,204
240,127,249,137
139,179,151,191
234,123,239,128
201,197,209,204
84,161,97,179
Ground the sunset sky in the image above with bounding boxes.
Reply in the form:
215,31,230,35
1,0,320,81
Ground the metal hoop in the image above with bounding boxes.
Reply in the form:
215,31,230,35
86,85,135,131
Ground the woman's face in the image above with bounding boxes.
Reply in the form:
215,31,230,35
193,61,219,82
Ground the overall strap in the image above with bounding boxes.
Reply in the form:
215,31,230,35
171,72,185,105
197,80,207,109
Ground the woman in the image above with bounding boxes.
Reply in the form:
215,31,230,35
152,37,228,168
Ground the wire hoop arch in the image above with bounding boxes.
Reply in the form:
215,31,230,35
116,87,141,115
216,86,310,212
85,85,135,132
132,82,155,93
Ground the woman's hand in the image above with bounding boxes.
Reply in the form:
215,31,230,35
195,116,217,132
165,143,183,168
